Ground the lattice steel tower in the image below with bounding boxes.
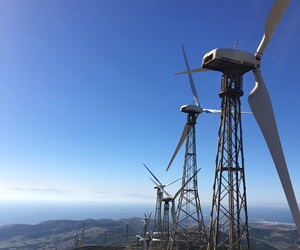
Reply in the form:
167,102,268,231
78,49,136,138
162,198,171,248
150,184,163,239
144,164,181,244
167,110,207,250
207,70,249,249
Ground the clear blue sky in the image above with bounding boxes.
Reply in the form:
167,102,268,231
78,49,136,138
0,0,300,211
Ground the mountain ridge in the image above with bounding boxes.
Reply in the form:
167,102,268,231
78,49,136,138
0,217,299,249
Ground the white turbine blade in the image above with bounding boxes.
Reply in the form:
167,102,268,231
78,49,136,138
171,200,176,221
166,123,191,171
202,109,252,114
136,234,143,240
164,177,182,188
248,69,300,235
256,0,290,59
202,108,250,114
150,177,160,187
169,169,202,221
202,108,222,114
161,189,173,199
143,163,163,186
173,168,201,199
150,178,161,190
152,238,161,242
181,45,200,107
175,67,209,76
150,178,172,198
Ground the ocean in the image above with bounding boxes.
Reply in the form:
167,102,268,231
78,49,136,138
0,201,153,226
0,201,294,226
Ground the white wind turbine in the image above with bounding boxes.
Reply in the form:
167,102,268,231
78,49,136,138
144,163,181,239
166,45,221,171
178,0,300,235
144,164,181,240
151,168,201,225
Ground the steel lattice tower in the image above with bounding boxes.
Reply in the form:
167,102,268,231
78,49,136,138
167,111,207,250
207,71,250,250
162,198,171,248
152,187,163,239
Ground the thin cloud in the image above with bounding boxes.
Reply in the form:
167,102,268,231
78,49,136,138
9,187,72,194
93,191,108,194
118,193,154,199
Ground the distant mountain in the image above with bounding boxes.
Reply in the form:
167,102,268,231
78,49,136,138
0,218,299,249
0,218,140,249
249,220,300,249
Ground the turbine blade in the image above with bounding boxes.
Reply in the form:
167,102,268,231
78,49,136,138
202,108,222,114
144,163,163,186
181,45,200,107
169,168,201,222
161,189,173,199
202,108,250,114
166,123,191,171
149,178,161,190
150,178,172,198
171,200,176,221
248,69,300,235
175,67,209,76
256,0,290,59
173,168,201,199
164,177,182,187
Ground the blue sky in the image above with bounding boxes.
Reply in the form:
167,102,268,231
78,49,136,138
0,0,300,214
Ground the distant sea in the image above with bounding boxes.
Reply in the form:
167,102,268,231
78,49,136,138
0,201,294,226
202,205,294,224
0,201,153,226
247,205,294,224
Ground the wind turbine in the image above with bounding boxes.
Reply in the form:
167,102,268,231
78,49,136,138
144,163,180,242
167,45,220,172
80,221,85,247
141,210,152,238
178,0,300,248
151,168,201,248
166,45,219,249
149,178,182,246
136,232,161,250
74,231,79,247
122,220,129,244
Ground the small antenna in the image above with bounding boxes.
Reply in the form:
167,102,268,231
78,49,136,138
233,41,239,49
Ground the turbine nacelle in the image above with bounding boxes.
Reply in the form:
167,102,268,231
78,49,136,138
202,48,256,74
180,104,202,114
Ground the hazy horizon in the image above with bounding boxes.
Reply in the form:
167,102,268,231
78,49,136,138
0,200,294,227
